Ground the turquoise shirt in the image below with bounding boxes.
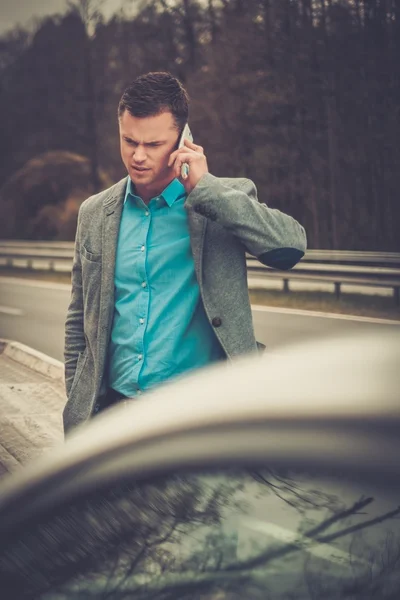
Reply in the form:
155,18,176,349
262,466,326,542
108,177,225,397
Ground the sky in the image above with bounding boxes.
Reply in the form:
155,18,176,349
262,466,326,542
0,0,127,34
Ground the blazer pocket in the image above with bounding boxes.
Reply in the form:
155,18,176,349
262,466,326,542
81,245,102,263
69,349,88,398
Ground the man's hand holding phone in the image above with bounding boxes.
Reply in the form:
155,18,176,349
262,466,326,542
168,127,208,195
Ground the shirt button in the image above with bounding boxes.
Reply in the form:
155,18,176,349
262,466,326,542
145,211,149,217
139,318,144,324
137,390,143,395
141,245,145,252
141,281,147,288
138,354,143,360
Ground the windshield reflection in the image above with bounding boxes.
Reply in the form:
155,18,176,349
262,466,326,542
1,468,399,599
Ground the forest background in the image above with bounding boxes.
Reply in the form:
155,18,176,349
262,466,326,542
0,0,399,251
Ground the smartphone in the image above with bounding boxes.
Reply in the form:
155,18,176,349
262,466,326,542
178,124,193,179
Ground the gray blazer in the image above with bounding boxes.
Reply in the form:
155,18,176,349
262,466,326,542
63,173,306,433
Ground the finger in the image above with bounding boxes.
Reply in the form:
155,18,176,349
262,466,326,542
174,152,195,174
184,139,204,153
168,146,196,167
176,151,207,178
168,149,179,167
174,157,191,180
174,152,194,170
180,164,189,180
175,158,186,180
173,156,181,178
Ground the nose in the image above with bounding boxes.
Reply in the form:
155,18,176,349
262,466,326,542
133,145,147,163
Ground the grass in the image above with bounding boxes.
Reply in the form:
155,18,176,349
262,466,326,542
249,288,400,321
1,267,399,322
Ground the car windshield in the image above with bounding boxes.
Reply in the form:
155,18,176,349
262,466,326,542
1,466,400,599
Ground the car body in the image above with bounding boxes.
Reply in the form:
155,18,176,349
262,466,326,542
0,330,399,599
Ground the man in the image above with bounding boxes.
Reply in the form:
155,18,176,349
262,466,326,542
63,72,306,434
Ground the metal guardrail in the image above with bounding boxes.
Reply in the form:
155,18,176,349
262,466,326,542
0,241,399,305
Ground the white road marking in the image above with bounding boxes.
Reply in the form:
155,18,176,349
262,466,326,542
0,305,24,316
252,304,400,325
0,277,70,291
240,517,366,567
1,277,398,325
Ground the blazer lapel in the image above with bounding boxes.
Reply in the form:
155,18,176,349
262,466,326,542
187,209,207,288
98,178,127,358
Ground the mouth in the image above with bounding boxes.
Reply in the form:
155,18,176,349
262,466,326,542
132,166,150,173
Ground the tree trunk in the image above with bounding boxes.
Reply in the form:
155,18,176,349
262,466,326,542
182,0,197,67
75,0,101,192
83,32,101,192
261,0,274,65
207,0,218,44
326,81,338,249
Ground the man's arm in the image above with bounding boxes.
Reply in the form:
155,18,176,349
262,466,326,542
169,139,306,269
64,214,86,396
186,173,307,270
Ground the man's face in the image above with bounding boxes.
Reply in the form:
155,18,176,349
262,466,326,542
119,110,180,195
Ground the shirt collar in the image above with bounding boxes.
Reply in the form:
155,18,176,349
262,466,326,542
124,177,135,205
124,177,186,207
160,178,186,207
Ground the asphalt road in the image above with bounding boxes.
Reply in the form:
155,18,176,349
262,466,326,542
0,278,70,360
0,277,399,361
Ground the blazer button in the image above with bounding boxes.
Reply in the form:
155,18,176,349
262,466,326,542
212,317,222,328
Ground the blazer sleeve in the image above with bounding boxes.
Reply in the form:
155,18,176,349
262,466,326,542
64,211,86,396
185,173,307,270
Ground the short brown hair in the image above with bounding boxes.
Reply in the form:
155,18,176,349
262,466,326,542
118,72,189,131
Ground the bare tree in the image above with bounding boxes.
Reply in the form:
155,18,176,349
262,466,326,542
68,0,104,192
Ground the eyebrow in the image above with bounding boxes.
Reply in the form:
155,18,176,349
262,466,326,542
122,135,165,145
